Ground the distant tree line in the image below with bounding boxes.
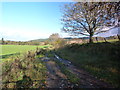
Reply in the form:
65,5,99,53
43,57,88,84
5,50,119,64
1,34,119,46
0,38,47,45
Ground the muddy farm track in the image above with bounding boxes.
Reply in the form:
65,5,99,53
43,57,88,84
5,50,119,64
41,54,113,88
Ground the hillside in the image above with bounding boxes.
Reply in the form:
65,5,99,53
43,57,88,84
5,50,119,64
29,38,49,42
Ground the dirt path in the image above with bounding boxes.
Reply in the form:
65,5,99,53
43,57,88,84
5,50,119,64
54,54,113,88
41,54,113,88
41,57,73,88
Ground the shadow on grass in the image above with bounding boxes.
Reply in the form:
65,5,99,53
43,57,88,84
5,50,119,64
0,53,20,59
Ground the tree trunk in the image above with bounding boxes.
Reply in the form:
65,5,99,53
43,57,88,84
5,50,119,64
95,37,98,43
117,34,120,41
104,38,107,42
89,35,93,43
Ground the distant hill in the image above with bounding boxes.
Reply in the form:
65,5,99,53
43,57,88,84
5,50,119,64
29,38,49,42
64,37,89,40
64,37,72,39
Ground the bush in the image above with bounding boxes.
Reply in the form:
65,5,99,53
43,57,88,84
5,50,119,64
52,38,66,48
2,51,47,88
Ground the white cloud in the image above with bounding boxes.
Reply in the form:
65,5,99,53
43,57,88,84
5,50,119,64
97,27,120,37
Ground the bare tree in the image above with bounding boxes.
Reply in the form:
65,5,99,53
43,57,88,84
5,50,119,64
61,2,119,43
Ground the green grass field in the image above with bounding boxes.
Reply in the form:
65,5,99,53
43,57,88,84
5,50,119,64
0,45,50,56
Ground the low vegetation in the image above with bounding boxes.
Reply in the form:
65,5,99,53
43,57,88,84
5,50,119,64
55,41,120,87
1,49,47,88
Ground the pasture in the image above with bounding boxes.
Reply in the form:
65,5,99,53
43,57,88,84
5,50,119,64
0,45,51,62
0,45,50,56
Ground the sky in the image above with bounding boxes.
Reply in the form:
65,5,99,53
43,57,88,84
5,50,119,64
98,27,120,37
0,2,119,41
1,2,70,41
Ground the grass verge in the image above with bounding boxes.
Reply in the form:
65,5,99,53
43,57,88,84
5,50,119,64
55,41,120,87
